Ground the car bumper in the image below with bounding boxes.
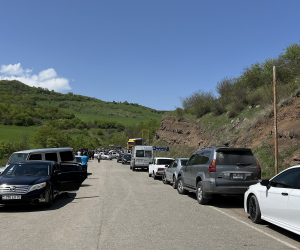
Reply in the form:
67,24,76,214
156,171,165,176
0,190,48,206
202,179,257,196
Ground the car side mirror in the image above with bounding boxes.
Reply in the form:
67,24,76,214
260,179,270,189
54,170,61,175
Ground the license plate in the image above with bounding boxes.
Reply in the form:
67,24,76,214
232,174,243,179
2,195,21,200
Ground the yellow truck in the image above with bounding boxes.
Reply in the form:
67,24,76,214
127,138,143,151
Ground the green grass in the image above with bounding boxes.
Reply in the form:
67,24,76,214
0,124,38,143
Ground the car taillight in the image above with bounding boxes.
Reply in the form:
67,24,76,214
257,161,261,173
158,168,164,171
209,160,216,172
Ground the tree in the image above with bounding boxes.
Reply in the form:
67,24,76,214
31,126,72,148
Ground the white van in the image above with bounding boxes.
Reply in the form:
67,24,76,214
130,146,153,171
1,147,76,174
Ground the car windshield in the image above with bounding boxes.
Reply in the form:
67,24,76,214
157,159,174,165
3,163,50,176
124,155,131,159
7,153,29,165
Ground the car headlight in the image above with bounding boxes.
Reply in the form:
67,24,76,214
28,182,46,192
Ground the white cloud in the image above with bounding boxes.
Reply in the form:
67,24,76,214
0,63,71,92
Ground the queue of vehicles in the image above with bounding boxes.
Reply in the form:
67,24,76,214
125,144,300,236
2,144,300,236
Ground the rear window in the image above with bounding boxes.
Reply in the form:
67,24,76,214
157,159,174,165
145,151,152,157
60,151,75,161
136,150,144,157
216,151,256,166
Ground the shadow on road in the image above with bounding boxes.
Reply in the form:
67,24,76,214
0,192,77,213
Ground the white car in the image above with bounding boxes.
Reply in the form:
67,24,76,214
244,165,300,235
94,152,112,160
149,157,174,179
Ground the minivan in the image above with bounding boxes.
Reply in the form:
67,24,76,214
1,147,76,174
130,146,153,171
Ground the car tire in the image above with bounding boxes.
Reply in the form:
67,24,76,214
153,172,157,180
196,181,209,205
172,176,177,189
45,187,53,208
149,172,152,177
132,166,135,171
177,177,187,195
162,174,168,184
249,195,262,224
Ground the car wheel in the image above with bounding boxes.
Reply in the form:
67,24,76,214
249,195,262,223
196,181,209,205
45,187,53,208
172,176,177,189
153,172,157,180
162,174,168,184
132,166,135,171
177,177,187,195
149,172,152,177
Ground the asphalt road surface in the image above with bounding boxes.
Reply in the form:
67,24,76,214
1,159,300,250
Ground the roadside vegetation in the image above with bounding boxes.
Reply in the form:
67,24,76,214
0,80,163,166
167,43,300,178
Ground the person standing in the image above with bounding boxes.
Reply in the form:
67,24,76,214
97,153,101,163
81,152,88,172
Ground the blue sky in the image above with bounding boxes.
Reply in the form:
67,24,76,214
1,0,300,110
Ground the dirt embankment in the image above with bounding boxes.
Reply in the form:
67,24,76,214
154,94,300,167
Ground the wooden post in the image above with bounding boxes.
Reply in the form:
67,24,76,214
273,66,278,175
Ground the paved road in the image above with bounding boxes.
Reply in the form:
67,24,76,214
0,159,300,250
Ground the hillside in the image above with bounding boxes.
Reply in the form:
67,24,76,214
154,93,300,178
0,80,163,165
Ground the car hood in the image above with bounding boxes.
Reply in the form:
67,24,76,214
0,176,50,185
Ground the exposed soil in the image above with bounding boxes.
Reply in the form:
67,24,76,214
154,95,300,167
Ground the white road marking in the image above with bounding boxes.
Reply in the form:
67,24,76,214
211,206,299,250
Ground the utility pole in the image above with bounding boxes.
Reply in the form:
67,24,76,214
273,66,278,175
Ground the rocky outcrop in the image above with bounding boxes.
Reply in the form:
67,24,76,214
154,96,300,168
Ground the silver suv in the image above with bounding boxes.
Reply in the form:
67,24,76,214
177,146,261,205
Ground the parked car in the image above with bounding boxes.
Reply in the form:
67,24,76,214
0,161,87,207
177,146,261,205
130,146,153,171
163,158,189,188
1,147,77,175
117,154,124,163
110,152,119,159
122,154,131,164
149,157,174,179
244,165,300,235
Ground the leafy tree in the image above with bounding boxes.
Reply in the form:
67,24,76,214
31,126,72,148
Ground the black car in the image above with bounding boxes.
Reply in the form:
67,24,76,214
122,154,131,164
117,154,124,163
0,161,87,207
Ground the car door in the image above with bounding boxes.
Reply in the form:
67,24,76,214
190,154,204,188
59,163,87,191
185,155,197,187
260,168,300,226
285,168,300,230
